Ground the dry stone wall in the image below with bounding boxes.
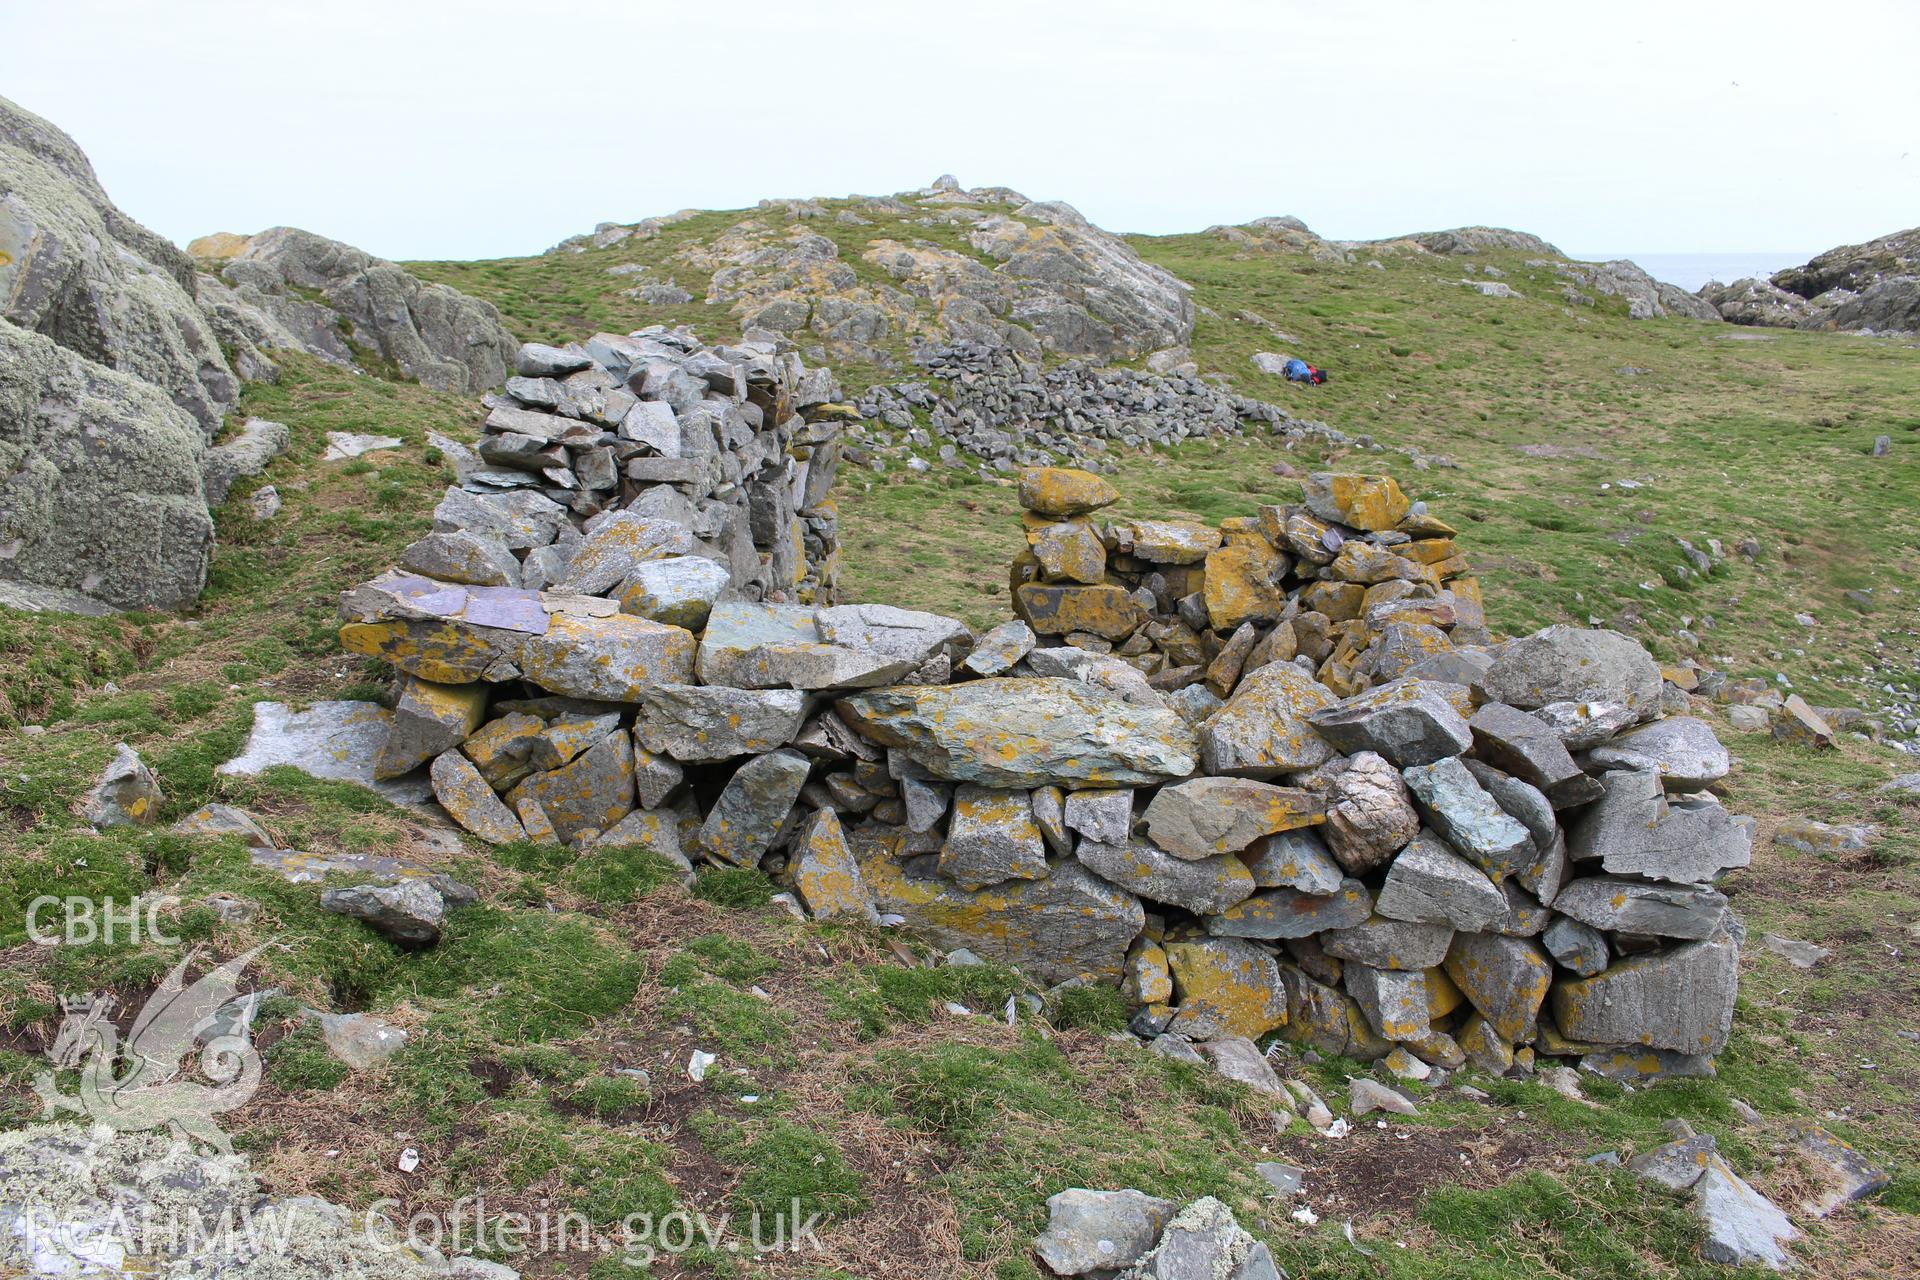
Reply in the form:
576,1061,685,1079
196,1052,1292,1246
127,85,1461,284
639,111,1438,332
339,337,1752,1086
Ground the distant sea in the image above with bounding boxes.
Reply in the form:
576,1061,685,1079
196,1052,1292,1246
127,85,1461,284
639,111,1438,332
1567,252,1815,292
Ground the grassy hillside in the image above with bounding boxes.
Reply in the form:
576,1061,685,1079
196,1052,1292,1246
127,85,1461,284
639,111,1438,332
414,202,1920,716
2,211,1918,1278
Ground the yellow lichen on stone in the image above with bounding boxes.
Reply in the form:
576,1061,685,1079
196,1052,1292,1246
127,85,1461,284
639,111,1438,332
1014,582,1145,639
186,231,252,259
1018,467,1119,517
1203,541,1289,631
1029,520,1108,584
1164,940,1287,1039
1447,576,1486,627
1425,966,1464,1020
1399,538,1461,566
1301,581,1365,621
338,619,516,684
794,809,871,919
1316,474,1411,531
1124,938,1174,1004
1124,520,1222,565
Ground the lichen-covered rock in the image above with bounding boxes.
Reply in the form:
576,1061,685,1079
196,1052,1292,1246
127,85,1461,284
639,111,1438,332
1202,540,1291,631
634,684,810,763
1566,769,1753,883
1444,932,1553,1043
1241,828,1344,893
1074,839,1255,915
699,602,916,689
1308,678,1473,767
1015,583,1148,640
215,225,517,393
1302,473,1411,532
962,619,1036,676
1032,1188,1176,1277
941,785,1048,890
793,808,872,919
1476,625,1662,720
1543,916,1609,976
375,677,489,779
698,748,812,867
1196,663,1337,776
1345,963,1431,1041
1468,700,1604,808
1627,1132,1799,1269
79,743,163,828
1121,520,1221,564
814,603,972,669
858,842,1144,984
1277,966,1392,1060
615,555,730,629
399,530,522,588
1203,879,1371,940
320,877,474,947
1402,756,1536,878
1772,694,1835,749
520,613,697,702
1165,937,1288,1039
431,749,525,844
1322,916,1455,971
837,679,1197,788
1551,935,1739,1056
459,711,544,790
1031,520,1108,583
0,321,215,610
1124,937,1174,1005
1553,875,1730,940
1375,830,1506,930
1583,716,1730,791
1123,1196,1281,1280
217,699,434,805
1018,466,1119,517
508,732,635,844
1141,777,1324,860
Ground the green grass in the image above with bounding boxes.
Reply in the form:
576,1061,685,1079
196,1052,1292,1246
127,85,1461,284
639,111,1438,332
823,960,1031,1039
690,1109,867,1224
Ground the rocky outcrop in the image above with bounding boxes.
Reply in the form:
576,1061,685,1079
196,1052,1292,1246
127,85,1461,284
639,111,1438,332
1773,226,1920,302
190,227,519,392
1402,226,1563,257
1697,276,1821,328
0,319,213,609
1699,227,1920,334
0,95,238,433
1557,259,1720,321
594,177,1192,367
0,96,243,610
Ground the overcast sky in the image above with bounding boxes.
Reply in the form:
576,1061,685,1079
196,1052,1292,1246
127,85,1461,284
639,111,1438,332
5,0,1916,263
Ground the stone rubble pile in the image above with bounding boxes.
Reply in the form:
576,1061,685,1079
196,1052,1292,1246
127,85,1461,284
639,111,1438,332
848,341,1323,472
399,325,847,608
339,387,1756,1090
